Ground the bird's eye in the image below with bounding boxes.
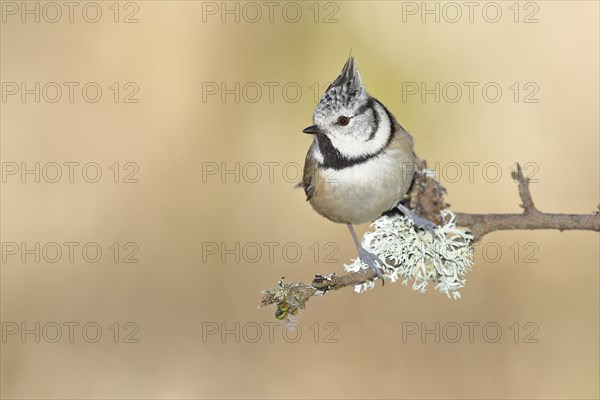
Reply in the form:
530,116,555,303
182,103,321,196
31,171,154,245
337,116,350,126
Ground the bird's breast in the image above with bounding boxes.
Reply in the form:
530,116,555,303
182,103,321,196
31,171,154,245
308,150,415,224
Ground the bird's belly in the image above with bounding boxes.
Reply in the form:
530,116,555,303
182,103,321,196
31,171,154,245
309,158,414,224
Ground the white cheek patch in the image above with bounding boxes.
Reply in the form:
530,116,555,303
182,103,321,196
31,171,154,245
328,101,392,159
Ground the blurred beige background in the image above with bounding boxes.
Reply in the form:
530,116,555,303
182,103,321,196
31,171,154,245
1,1,598,399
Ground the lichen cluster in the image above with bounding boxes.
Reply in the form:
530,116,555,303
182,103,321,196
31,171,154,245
345,210,474,299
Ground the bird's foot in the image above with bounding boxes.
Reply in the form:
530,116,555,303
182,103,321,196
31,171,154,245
397,203,437,238
357,246,386,286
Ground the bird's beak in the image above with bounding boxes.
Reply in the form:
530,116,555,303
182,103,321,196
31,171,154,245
302,125,324,135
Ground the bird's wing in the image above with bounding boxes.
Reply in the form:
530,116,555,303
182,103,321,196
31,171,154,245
302,172,315,201
300,142,318,201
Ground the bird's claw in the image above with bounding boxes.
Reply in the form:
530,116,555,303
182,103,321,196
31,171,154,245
357,246,386,286
397,204,437,239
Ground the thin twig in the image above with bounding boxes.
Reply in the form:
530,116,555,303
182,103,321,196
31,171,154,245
514,163,537,213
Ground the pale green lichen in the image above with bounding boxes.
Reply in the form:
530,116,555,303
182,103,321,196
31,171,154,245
344,210,474,299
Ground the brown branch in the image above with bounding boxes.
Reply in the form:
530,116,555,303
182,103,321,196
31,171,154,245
455,163,600,241
260,162,600,319
455,212,599,242
260,270,377,320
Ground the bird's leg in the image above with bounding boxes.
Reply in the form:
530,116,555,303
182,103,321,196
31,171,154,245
347,223,385,286
397,203,437,237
